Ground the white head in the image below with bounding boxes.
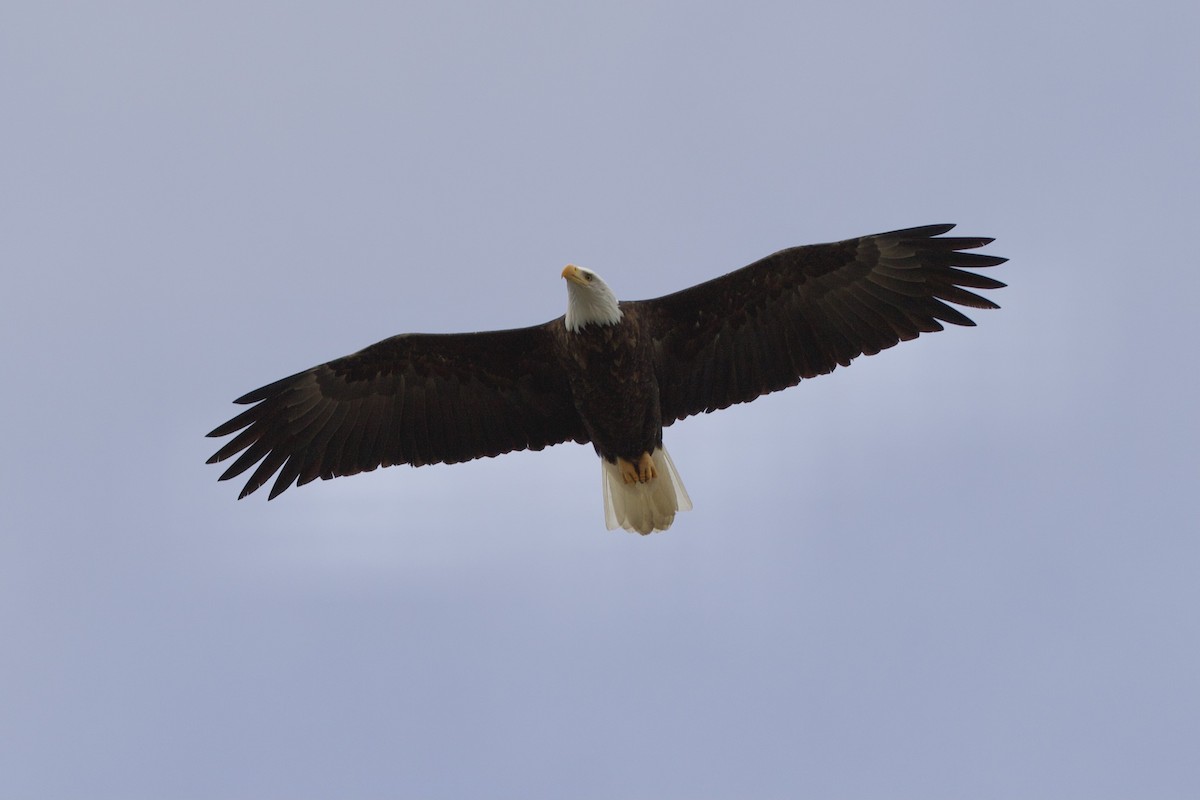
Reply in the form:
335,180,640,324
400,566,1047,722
561,264,623,333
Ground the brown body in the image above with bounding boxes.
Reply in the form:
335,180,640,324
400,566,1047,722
556,306,662,465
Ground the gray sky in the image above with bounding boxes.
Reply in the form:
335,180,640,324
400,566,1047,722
3,1,1198,797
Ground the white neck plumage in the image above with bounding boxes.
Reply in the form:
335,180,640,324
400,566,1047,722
562,265,623,333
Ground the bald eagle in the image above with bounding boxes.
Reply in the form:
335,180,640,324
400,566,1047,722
207,224,1005,534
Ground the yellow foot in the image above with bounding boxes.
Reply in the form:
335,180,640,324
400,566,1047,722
637,451,657,483
617,452,658,484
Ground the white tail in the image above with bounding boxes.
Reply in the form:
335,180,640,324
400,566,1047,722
601,446,693,534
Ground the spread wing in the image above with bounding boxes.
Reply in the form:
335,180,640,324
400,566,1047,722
206,322,586,499
635,224,1007,424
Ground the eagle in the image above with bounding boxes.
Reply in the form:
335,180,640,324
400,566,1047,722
207,224,1005,534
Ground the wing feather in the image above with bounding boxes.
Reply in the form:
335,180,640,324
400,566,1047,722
637,224,1006,424
208,323,586,499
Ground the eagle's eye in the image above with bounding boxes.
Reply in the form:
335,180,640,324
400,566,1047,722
584,273,594,282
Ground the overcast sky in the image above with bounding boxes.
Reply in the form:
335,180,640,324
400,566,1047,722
3,1,1198,797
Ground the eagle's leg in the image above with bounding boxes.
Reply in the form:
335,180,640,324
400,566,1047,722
616,453,658,484
637,451,657,482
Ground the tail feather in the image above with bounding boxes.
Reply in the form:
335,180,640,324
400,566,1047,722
601,447,693,534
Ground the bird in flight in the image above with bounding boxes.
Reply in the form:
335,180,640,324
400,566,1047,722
207,224,1005,534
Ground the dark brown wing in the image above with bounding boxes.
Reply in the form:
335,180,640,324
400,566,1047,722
206,322,586,499
633,224,1006,424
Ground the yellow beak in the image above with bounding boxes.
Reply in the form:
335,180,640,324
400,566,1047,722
561,264,585,285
